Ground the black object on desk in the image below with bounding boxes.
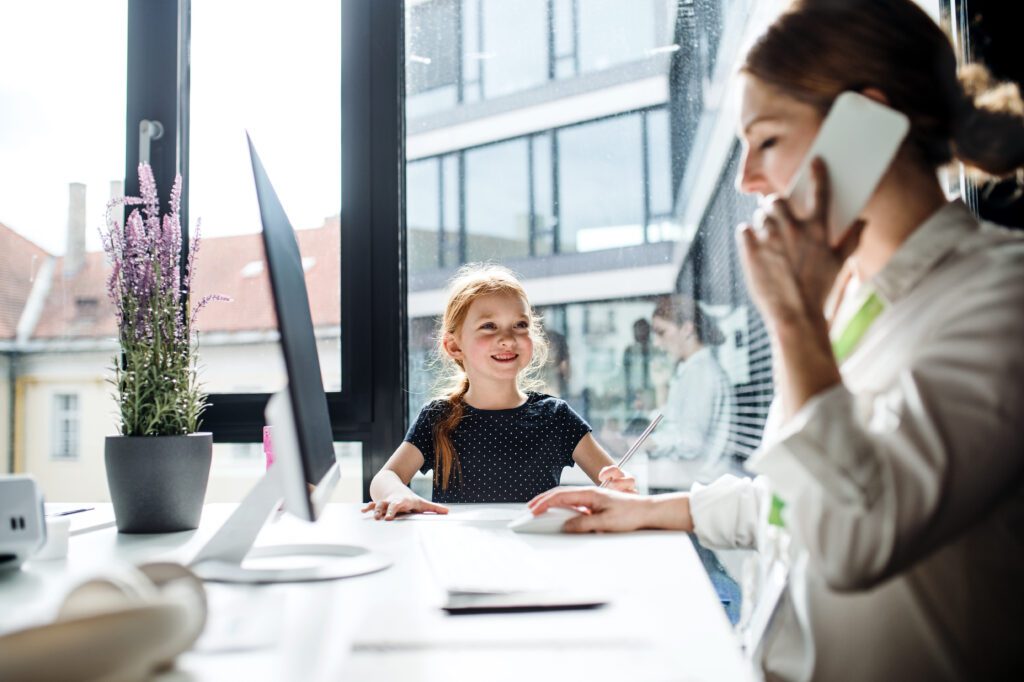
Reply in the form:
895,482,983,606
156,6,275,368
442,591,607,615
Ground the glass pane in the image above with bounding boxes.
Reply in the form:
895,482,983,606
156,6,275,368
577,0,674,73
407,0,460,117
441,155,461,267
408,159,441,273
464,139,531,261
405,0,766,504
479,0,548,99
532,133,555,256
553,0,576,64
189,0,341,396
0,1,126,499
646,108,673,217
558,114,645,253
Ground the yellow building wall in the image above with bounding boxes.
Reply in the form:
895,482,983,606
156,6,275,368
0,354,9,474
15,341,360,503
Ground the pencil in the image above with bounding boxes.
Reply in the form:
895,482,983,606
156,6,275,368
599,413,663,488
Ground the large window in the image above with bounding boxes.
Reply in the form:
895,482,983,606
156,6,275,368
0,0,400,503
405,0,767,495
4,0,979,509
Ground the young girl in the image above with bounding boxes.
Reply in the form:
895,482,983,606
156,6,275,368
363,263,635,520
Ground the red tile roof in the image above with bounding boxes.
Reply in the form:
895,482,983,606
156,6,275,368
0,223,51,340
27,218,340,341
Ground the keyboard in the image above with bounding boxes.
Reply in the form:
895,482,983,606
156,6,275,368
417,526,558,594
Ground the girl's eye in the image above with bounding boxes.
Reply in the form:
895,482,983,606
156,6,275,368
515,321,529,329
759,137,778,152
480,322,496,330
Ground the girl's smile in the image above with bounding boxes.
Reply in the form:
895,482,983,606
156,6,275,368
445,292,535,388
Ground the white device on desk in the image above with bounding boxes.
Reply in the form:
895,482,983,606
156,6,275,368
784,91,910,243
188,135,392,584
508,506,581,534
0,475,46,570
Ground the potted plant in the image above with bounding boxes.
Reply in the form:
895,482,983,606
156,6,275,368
100,163,225,533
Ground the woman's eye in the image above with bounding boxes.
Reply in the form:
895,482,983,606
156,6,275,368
759,137,778,152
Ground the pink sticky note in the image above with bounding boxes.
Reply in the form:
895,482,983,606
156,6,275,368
263,426,274,470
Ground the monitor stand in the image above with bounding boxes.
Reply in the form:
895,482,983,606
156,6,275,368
189,463,391,583
188,394,392,584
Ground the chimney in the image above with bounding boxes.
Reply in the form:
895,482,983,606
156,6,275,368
109,179,125,231
64,182,86,278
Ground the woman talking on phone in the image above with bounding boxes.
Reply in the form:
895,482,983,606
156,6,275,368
529,0,1024,679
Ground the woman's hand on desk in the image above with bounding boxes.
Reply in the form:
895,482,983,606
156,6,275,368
361,493,449,520
527,488,693,533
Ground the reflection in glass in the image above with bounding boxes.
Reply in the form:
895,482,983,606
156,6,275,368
465,139,530,261
647,294,735,491
558,115,645,252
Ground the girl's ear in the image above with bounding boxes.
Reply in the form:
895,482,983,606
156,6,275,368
442,333,463,360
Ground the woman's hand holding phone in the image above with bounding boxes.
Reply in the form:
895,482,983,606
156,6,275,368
740,158,865,327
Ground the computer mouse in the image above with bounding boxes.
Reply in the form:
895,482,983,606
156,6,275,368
508,507,582,534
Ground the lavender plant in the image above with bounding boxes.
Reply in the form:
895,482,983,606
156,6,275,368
101,163,226,437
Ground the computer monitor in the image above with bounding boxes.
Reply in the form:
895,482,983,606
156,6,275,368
188,135,391,583
249,132,338,523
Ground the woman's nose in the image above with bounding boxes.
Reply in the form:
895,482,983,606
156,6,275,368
736,150,768,196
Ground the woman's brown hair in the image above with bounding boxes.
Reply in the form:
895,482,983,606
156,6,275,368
430,263,549,490
742,0,1024,177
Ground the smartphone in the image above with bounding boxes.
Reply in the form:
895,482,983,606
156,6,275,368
785,91,910,244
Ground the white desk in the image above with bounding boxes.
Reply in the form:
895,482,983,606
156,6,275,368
1,504,754,681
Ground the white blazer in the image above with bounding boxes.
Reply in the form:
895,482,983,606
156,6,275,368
689,201,1024,681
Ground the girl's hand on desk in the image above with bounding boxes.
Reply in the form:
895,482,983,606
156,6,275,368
597,465,638,493
361,494,449,520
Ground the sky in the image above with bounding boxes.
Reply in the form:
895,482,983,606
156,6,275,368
0,0,340,256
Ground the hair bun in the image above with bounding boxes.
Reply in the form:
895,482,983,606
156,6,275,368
953,63,1024,177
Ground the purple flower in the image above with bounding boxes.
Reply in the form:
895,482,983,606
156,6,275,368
98,163,227,436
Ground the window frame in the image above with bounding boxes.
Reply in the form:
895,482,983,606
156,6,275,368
126,0,408,499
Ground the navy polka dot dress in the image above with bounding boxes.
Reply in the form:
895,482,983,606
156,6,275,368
405,392,592,504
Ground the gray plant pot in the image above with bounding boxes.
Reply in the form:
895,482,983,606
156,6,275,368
105,433,213,534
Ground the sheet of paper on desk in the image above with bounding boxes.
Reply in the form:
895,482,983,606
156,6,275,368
44,504,116,536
